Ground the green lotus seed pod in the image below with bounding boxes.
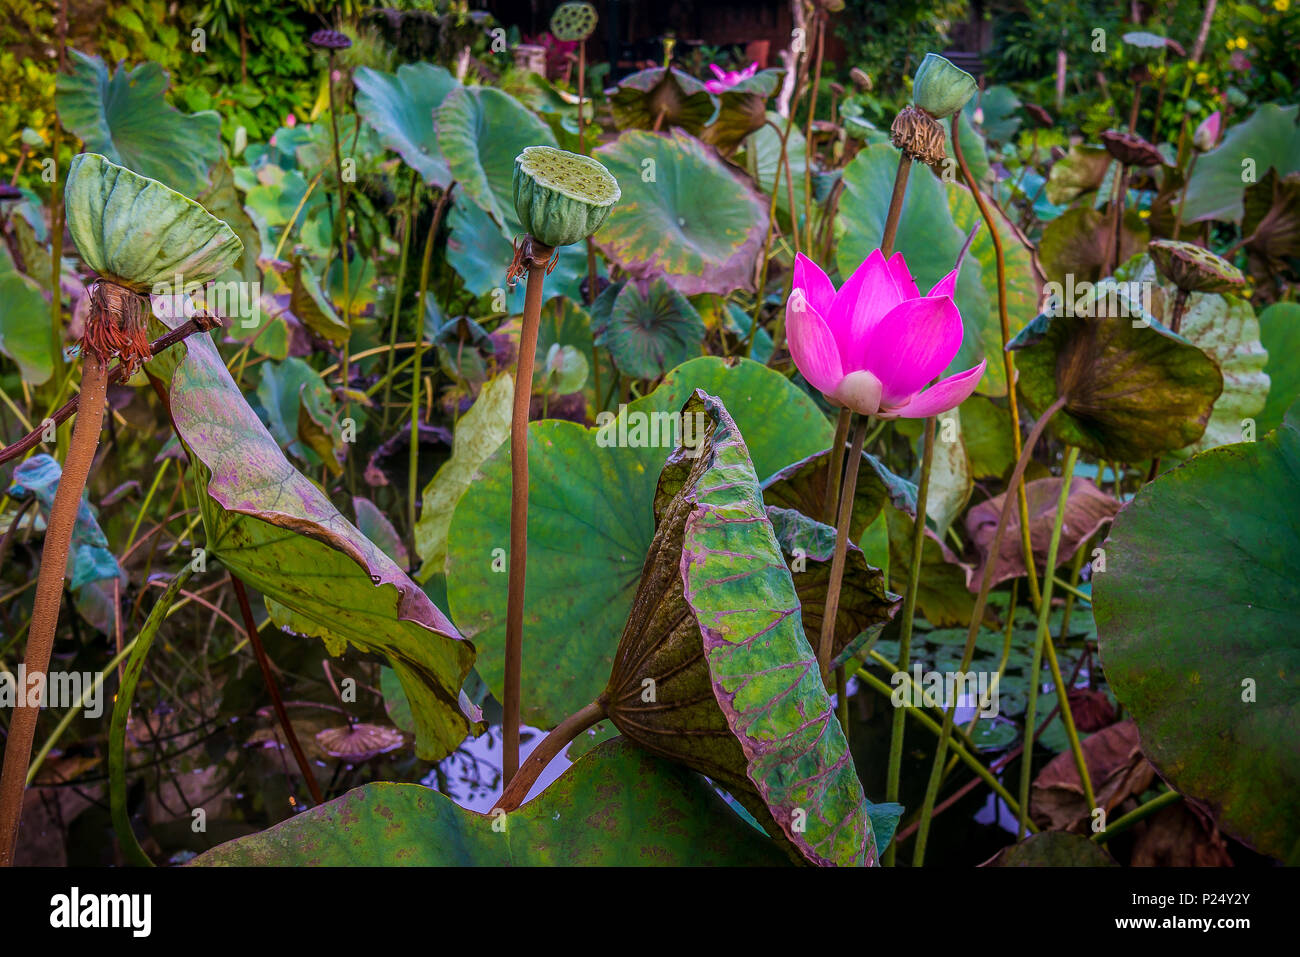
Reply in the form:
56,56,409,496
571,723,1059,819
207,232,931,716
550,1,598,42
911,53,977,119
64,153,243,293
1148,239,1245,295
513,146,620,248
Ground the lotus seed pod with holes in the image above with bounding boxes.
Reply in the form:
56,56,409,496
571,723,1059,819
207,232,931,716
64,153,243,293
910,53,977,119
550,1,598,42
1148,239,1246,295
513,146,620,248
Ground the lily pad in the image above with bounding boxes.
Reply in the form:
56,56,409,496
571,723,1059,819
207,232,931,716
56,50,222,197
699,68,784,154
353,63,459,188
8,454,122,590
595,278,706,379
602,392,878,865
193,737,787,866
445,357,831,729
1007,306,1223,461
146,309,476,761
595,129,769,295
1094,403,1300,862
1045,145,1110,206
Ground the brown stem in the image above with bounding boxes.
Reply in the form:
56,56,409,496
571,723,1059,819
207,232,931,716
0,314,222,466
495,699,606,813
230,574,324,806
802,14,826,253
817,415,869,675
1169,286,1190,334
0,353,109,865
822,409,852,525
1111,167,1129,274
880,151,912,258
503,240,553,784
950,114,1041,610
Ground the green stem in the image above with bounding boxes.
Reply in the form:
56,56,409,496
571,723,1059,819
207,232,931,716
381,176,419,433
910,393,1067,866
110,564,196,866
326,51,351,388
1017,445,1094,838
1092,788,1181,843
883,415,936,866
749,121,789,361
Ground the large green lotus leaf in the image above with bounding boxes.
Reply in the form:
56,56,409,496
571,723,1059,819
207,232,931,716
1093,402,1300,863
983,831,1117,866
594,129,768,296
1007,306,1223,461
1256,302,1300,434
0,241,54,384
699,68,784,154
766,506,901,668
56,50,222,197
596,278,706,379
976,85,1022,144
445,194,588,309
435,85,555,229
193,737,787,866
885,506,974,627
761,447,916,540
835,145,1034,396
1045,145,1110,206
603,391,877,866
353,63,459,188
147,310,476,761
1116,255,1268,456
1183,103,1300,224
608,67,715,135
64,153,242,292
415,372,514,582
445,357,831,728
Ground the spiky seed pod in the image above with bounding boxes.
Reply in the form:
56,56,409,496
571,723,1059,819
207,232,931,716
512,145,620,249
1148,239,1246,295
891,105,947,166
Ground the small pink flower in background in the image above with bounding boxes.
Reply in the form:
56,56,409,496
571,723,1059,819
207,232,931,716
285,113,298,128
705,62,759,93
1194,110,1221,151
785,250,986,419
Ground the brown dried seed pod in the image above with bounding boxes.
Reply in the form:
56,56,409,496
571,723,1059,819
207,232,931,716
1100,129,1166,167
315,723,404,762
82,279,152,373
891,105,947,166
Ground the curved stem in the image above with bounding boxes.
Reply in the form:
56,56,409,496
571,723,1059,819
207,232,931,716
883,414,936,865
950,113,1040,610
327,51,352,388
1092,788,1181,844
231,573,324,805
802,14,825,253
909,393,1067,866
823,409,852,736
503,241,553,785
816,415,869,674
880,151,912,258
0,353,108,865
495,699,605,813
108,564,195,866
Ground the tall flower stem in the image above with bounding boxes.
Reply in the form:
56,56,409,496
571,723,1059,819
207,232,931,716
503,238,555,784
107,564,194,867
816,415,868,674
950,114,1041,610
749,120,790,360
326,49,352,388
822,409,852,735
909,393,1067,866
407,185,453,554
1018,445,1095,837
880,153,912,259
882,413,936,866
0,352,110,865
802,11,826,253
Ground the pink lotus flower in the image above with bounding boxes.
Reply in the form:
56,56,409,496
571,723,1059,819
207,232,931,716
705,62,759,94
1193,110,1221,151
785,250,986,419
285,113,298,128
